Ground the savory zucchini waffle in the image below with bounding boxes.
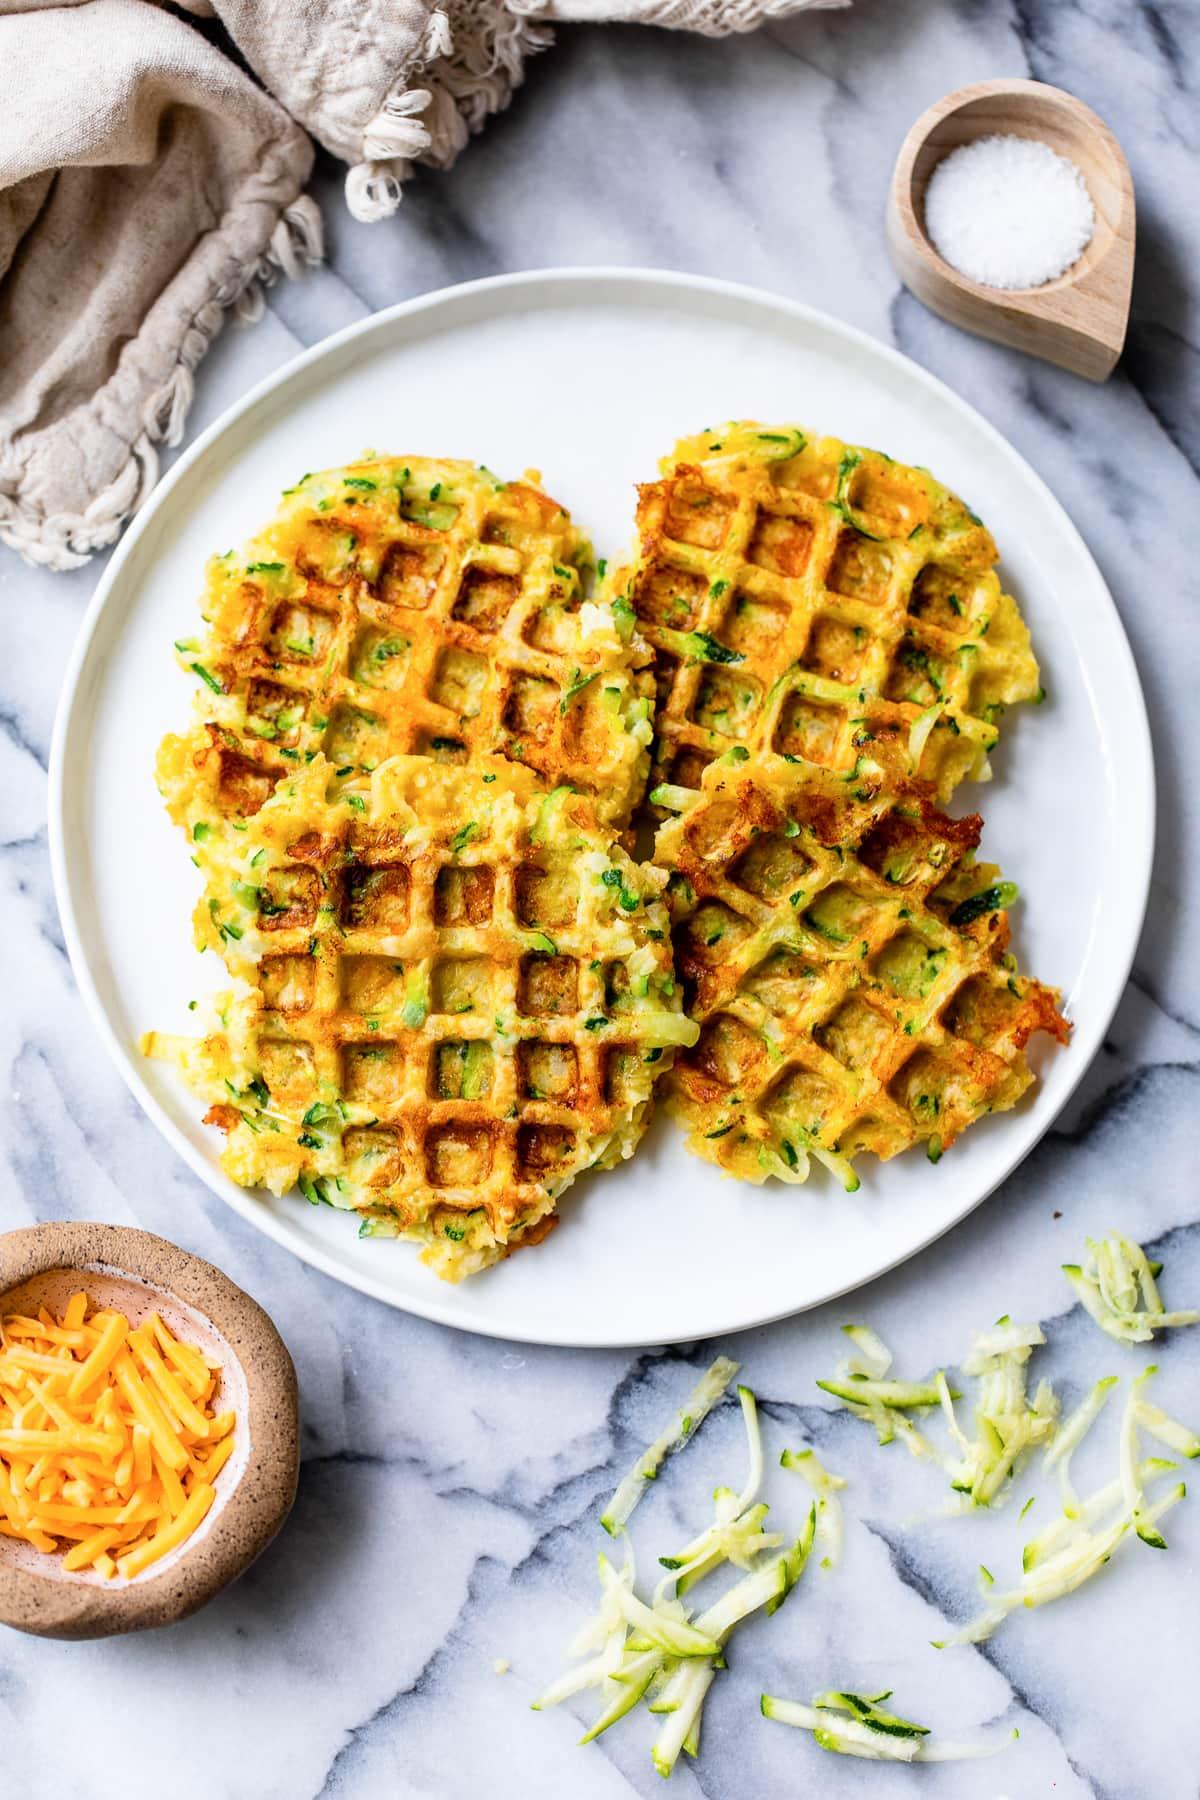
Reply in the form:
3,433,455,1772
655,748,1067,1188
150,426,1064,1263
144,757,697,1280
615,421,1040,810
168,455,652,834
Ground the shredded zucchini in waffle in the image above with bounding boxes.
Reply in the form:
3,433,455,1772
168,454,652,835
144,757,696,1279
615,421,1040,809
151,425,1066,1252
655,749,1067,1187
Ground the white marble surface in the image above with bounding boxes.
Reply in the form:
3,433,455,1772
3,9,1199,1798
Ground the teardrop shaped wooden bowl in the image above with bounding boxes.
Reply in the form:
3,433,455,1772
0,1223,298,1640
887,79,1135,381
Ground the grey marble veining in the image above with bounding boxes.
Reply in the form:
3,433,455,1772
3,8,1200,1797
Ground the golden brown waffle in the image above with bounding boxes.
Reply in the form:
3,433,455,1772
655,747,1067,1189
612,422,1040,810
144,757,698,1280
169,455,652,834
150,429,1061,1253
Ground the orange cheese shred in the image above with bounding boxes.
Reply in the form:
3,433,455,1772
0,1293,235,1579
67,1312,129,1402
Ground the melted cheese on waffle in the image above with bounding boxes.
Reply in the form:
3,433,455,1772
146,756,696,1279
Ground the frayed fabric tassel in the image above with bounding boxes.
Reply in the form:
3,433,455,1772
270,198,325,279
423,9,454,57
508,0,846,25
0,437,159,572
362,87,435,162
344,2,554,221
347,78,437,219
143,364,195,446
345,160,410,223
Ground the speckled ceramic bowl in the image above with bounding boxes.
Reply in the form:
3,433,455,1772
0,1222,298,1640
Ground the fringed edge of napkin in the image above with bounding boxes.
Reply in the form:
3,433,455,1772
0,197,323,573
345,5,553,222
507,0,849,29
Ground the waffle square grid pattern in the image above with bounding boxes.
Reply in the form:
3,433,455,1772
148,427,1067,1281
177,456,652,834
657,753,1067,1189
620,423,1041,812
147,761,696,1280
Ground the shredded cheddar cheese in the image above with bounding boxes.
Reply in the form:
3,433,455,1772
0,1293,234,1579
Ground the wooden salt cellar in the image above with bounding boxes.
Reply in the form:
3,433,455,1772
887,79,1136,382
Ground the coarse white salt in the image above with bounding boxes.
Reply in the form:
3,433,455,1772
923,134,1096,291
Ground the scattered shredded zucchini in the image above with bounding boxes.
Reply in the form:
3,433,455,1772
822,1317,1059,1509
537,1364,818,1776
840,1322,892,1376
938,1368,1194,1645
761,1690,1011,1763
940,1318,1058,1509
817,1325,947,1459
537,1311,1200,1771
780,1447,846,1568
1064,1231,1200,1342
600,1356,739,1536
537,1508,817,1772
658,1388,782,1593
1044,1375,1119,1517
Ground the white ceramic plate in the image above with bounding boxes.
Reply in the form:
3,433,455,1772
50,270,1153,1348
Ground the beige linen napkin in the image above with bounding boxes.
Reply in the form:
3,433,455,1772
0,0,323,569
0,0,841,570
